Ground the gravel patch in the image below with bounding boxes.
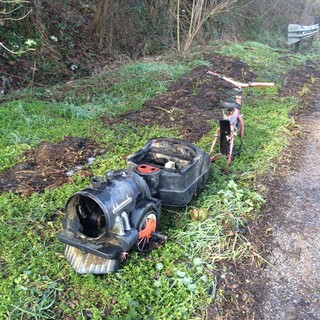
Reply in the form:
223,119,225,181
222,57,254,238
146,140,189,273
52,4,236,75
256,99,320,319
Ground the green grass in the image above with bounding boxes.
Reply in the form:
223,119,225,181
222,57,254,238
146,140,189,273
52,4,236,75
0,100,108,170
219,40,320,81
0,41,319,319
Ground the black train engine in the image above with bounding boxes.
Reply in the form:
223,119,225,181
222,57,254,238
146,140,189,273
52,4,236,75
58,138,210,273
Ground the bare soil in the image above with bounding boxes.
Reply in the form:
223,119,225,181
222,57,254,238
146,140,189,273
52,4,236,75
1,53,254,195
1,54,320,319
0,137,104,195
103,54,254,142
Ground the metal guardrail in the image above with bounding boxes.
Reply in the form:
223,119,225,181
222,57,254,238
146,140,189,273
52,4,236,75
288,23,319,46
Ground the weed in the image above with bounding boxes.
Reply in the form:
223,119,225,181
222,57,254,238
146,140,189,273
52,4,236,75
61,103,106,119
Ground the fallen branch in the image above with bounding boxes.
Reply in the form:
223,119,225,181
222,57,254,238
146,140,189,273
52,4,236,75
0,8,32,21
0,41,36,55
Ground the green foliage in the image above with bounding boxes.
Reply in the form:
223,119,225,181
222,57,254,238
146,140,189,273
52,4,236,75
219,42,286,79
0,100,108,168
219,41,320,80
30,61,190,119
1,42,319,319
173,180,264,262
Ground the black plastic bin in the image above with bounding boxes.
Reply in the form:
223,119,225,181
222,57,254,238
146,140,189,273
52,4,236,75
127,138,210,207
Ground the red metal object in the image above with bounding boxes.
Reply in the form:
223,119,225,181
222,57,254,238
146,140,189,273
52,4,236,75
137,164,160,174
207,71,274,165
138,216,157,240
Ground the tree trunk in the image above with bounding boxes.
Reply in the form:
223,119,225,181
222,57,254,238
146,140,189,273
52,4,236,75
90,0,113,50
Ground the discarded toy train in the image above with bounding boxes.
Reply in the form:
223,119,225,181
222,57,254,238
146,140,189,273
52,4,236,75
58,138,210,274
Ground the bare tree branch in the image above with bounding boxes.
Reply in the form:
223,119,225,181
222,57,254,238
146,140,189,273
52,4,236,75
0,8,32,21
0,41,35,55
0,1,30,3
1,5,23,15
178,0,237,52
